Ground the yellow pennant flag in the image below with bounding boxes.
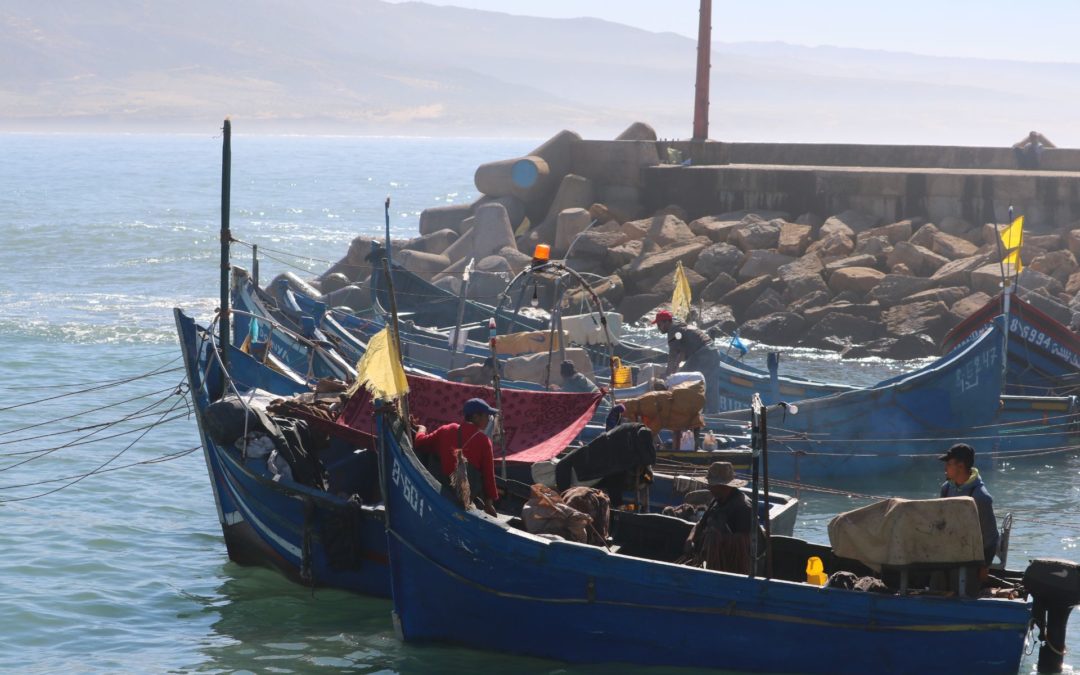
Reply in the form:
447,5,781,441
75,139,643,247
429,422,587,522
347,327,409,400
671,261,692,321
1000,215,1024,273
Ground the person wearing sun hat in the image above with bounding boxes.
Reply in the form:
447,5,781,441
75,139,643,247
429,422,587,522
683,462,759,573
414,398,500,516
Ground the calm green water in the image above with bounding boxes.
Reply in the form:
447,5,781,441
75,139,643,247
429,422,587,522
1,133,1076,673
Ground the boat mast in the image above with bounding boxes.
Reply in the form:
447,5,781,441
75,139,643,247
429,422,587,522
219,118,232,369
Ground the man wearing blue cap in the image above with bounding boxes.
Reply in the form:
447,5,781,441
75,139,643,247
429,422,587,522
414,398,500,516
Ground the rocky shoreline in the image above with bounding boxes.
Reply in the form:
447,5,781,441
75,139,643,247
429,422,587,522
311,126,1080,361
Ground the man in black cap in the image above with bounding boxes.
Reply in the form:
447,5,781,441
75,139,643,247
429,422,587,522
938,443,999,565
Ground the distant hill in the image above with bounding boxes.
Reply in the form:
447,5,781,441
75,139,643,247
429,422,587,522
2,0,1079,144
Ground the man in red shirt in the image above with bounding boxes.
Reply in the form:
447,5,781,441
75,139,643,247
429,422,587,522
413,398,499,516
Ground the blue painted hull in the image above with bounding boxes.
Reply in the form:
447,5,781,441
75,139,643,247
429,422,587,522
710,318,1010,480
378,414,1031,674
944,293,1080,396
175,309,391,597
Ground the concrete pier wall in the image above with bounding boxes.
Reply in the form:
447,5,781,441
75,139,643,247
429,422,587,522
567,140,1080,229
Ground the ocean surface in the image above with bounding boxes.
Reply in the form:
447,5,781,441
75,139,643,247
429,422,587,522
1,132,1077,674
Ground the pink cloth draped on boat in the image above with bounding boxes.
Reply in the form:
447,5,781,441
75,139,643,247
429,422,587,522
337,373,603,463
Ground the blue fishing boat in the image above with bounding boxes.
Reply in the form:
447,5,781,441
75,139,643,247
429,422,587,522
376,408,1071,675
944,292,1080,396
707,318,1009,480
175,308,392,596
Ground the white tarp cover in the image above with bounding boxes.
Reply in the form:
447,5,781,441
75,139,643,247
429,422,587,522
561,312,623,346
828,497,984,571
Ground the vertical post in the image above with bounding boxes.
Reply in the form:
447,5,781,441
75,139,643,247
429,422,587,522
381,257,410,430
762,404,773,580
384,196,392,267
488,316,508,481
252,244,259,287
219,119,232,368
692,0,712,141
749,393,762,579
448,258,474,373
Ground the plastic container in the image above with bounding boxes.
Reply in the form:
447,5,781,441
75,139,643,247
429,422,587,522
701,431,717,451
806,556,827,585
611,357,632,388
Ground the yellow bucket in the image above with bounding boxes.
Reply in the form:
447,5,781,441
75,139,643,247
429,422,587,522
806,556,827,586
611,357,632,388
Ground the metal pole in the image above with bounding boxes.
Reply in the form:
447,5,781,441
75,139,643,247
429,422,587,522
749,393,762,579
448,258,474,372
384,196,392,267
762,404,773,580
252,244,259,288
692,0,712,141
488,318,508,481
219,119,232,369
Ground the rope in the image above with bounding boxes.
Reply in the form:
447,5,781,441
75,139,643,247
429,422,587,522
0,365,184,413
0,385,184,441
0,392,191,502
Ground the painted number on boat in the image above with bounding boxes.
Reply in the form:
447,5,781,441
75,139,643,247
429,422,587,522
955,348,998,393
1010,316,1080,369
391,458,426,518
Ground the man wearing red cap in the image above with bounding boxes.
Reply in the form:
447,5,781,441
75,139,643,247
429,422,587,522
652,309,722,413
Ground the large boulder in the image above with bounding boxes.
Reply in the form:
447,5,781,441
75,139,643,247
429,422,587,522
563,274,625,310
860,219,915,245
1018,268,1064,296
694,242,745,279
1067,271,1080,297
408,228,459,256
697,304,737,334
739,250,795,281
825,254,880,274
718,275,773,319
1019,288,1073,326
700,272,739,302
908,222,941,248
397,249,451,281
854,234,892,260
649,266,708,297
553,207,593,256
782,274,830,303
1030,250,1079,286
476,255,512,275
800,313,882,350
619,241,708,285
841,334,938,360
729,217,782,252
418,203,472,236
803,301,882,325
828,267,886,295
970,263,1015,295
739,312,806,345
950,292,992,322
900,286,969,308
788,289,831,315
931,231,979,259
806,232,855,260
867,274,935,307
745,287,786,320
929,253,994,288
1068,229,1080,258
570,221,631,260
882,300,951,341
886,241,949,276
499,246,534,274
688,216,740,243
821,209,880,237
619,293,665,323
778,254,827,300
471,202,517,260
518,173,594,250
778,222,813,256
624,214,696,249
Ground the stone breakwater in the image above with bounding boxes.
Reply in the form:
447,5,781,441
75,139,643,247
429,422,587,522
310,125,1080,360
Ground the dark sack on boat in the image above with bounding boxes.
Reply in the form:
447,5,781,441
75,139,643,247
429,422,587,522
269,416,328,491
555,422,656,491
203,397,275,445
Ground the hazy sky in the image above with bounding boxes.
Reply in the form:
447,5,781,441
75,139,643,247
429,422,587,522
393,0,1080,63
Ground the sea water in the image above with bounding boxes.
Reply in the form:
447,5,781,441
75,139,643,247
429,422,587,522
0,133,1076,673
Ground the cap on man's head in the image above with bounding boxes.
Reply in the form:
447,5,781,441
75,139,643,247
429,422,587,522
463,398,498,418
938,443,975,468
706,461,747,488
560,359,576,377
651,310,674,325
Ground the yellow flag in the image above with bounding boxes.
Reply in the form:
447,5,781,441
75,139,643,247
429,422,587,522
671,261,692,321
348,327,409,399
1000,215,1024,273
